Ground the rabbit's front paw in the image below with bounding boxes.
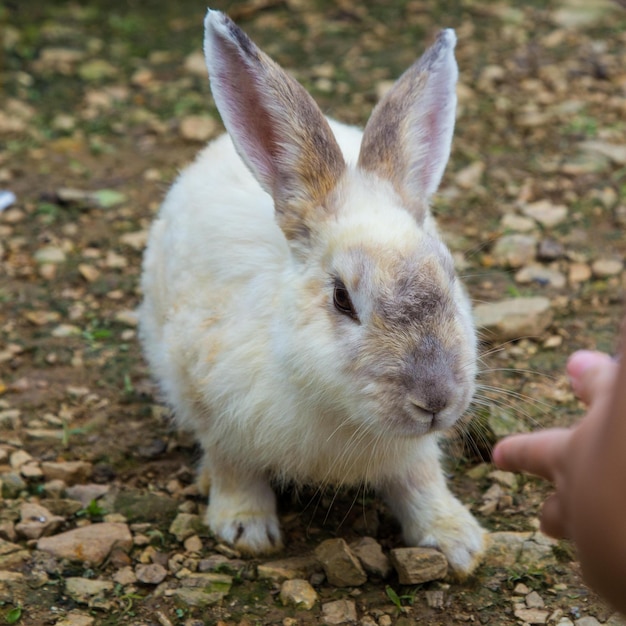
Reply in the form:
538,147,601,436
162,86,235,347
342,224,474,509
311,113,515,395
416,505,485,577
209,510,283,555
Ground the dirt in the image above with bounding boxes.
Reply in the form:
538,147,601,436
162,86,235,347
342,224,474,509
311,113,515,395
1,0,626,625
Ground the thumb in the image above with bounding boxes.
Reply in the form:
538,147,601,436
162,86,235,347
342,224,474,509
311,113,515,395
567,350,618,406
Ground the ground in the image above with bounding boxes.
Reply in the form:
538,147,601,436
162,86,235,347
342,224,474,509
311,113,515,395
1,0,626,625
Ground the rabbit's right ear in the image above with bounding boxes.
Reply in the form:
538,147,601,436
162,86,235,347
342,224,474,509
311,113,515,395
358,30,458,222
204,10,346,244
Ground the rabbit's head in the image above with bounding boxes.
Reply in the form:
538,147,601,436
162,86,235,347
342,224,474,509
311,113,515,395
204,11,476,438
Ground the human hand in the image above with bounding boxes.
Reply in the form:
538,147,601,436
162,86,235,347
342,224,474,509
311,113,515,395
492,350,619,539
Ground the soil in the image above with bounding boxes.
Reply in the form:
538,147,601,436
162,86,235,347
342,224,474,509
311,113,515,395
1,1,625,625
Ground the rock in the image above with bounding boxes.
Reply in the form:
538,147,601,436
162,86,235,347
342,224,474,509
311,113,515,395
65,577,114,609
34,245,66,264
169,513,206,542
198,554,246,575
54,612,95,626
41,461,92,485
568,262,592,284
112,566,137,586
184,51,207,76
78,59,117,82
515,264,566,288
174,572,232,607
525,590,545,608
488,469,518,491
315,538,367,587
15,502,64,540
37,522,132,565
389,547,448,584
491,234,537,268
483,531,532,568
454,161,485,189
521,200,568,228
119,229,148,250
514,608,549,624
518,532,558,568
172,587,224,608
1,473,27,498
179,115,219,142
66,484,110,507
537,238,564,261
10,449,33,469
349,537,392,579
575,619,602,626
500,213,536,233
103,489,179,525
321,599,357,624
483,531,557,569
473,296,552,342
580,141,626,166
135,563,168,585
591,258,623,278
257,554,321,581
280,578,318,610
425,589,445,609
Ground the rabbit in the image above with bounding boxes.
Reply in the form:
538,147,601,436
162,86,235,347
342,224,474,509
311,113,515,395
139,9,485,576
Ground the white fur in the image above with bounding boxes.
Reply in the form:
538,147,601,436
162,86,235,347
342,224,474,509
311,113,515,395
139,10,484,573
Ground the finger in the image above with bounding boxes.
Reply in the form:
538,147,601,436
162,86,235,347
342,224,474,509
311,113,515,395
539,492,568,539
492,429,570,482
567,350,618,405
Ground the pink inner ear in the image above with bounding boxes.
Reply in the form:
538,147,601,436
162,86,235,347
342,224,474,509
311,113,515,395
206,25,281,193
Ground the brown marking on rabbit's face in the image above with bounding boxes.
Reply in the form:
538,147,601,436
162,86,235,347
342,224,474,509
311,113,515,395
325,241,475,437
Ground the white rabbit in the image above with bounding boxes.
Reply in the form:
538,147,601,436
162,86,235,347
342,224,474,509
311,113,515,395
139,9,485,576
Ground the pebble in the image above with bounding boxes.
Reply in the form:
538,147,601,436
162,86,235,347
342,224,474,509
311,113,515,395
66,484,109,507
389,547,448,584
112,566,137,586
280,578,318,610
473,296,553,342
521,200,568,228
168,513,205,542
591,258,623,278
0,190,16,212
135,563,168,585
514,607,550,624
574,618,602,626
55,613,95,626
37,522,132,565
64,577,114,609
568,262,592,284
488,469,519,491
184,51,207,76
179,115,219,142
580,141,626,166
491,234,538,268
500,213,536,233
537,238,564,261
321,599,357,624
34,245,66,265
257,554,321,582
349,537,392,579
526,590,546,608
15,502,64,540
10,449,33,469
41,460,93,485
483,531,557,569
454,161,485,189
315,538,367,587
515,264,566,288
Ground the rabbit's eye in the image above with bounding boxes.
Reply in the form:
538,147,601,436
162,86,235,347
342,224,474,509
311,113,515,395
333,279,358,322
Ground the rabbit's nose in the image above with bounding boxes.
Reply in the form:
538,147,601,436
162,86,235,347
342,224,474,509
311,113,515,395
408,394,448,418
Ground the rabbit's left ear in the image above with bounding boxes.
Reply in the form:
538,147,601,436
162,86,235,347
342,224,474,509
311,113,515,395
358,30,458,221
204,10,345,243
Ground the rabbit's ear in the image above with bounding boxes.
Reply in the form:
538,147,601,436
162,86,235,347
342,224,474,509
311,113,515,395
204,10,345,242
358,30,458,221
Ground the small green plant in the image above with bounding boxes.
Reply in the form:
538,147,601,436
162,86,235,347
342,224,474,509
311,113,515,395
5,606,22,624
76,499,106,520
385,585,415,611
